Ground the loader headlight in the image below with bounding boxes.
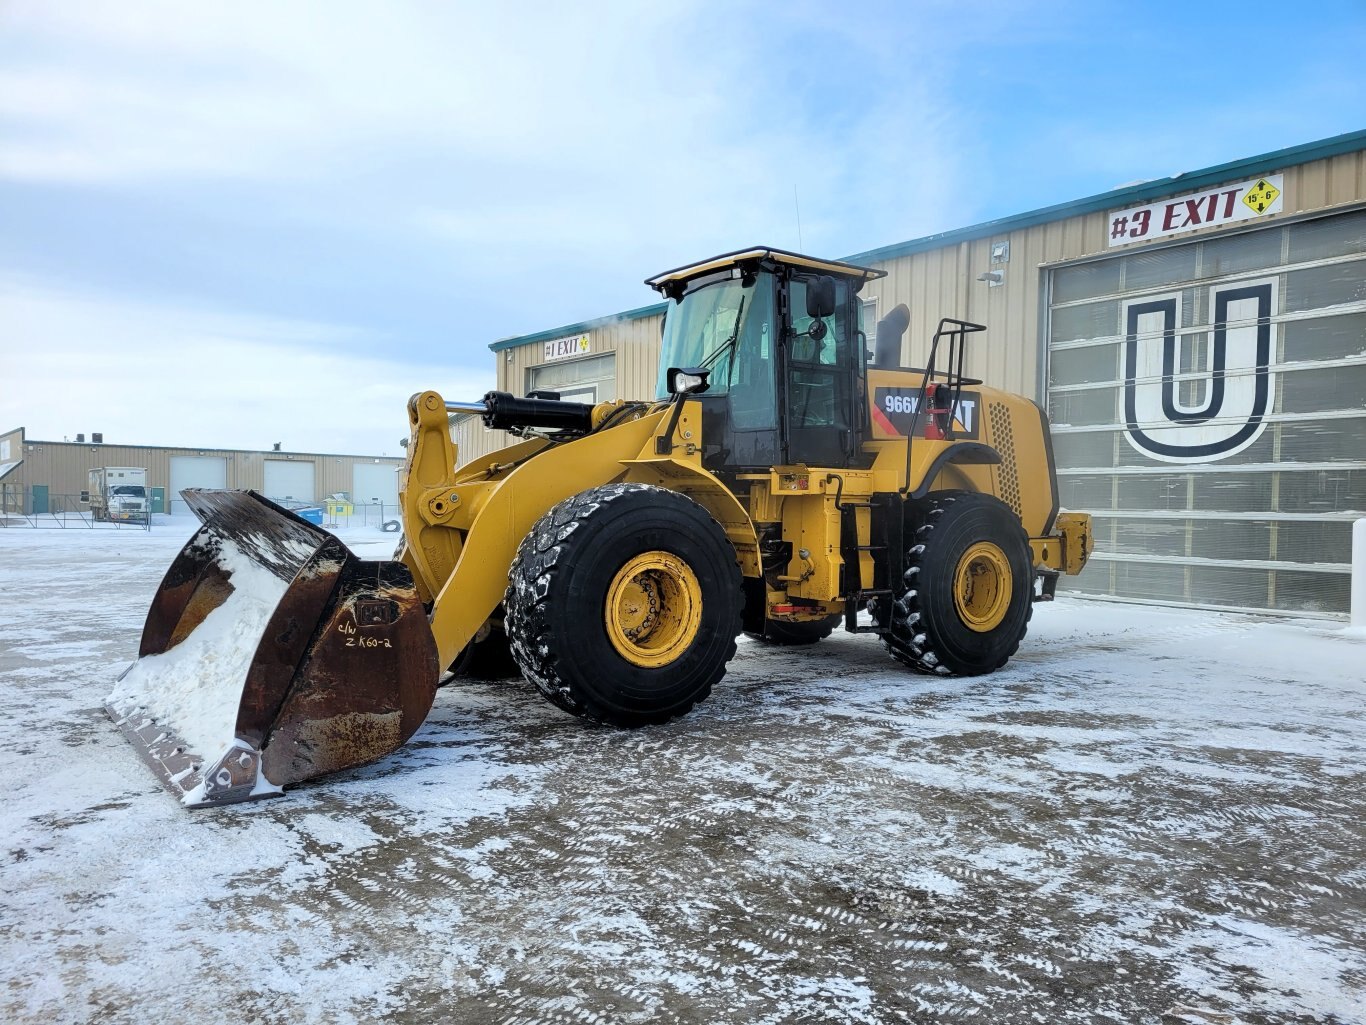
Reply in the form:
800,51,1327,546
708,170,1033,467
666,367,711,395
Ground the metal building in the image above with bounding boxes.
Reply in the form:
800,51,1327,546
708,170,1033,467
0,425,403,518
456,129,1366,618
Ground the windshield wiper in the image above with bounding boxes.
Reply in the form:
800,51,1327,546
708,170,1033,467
697,296,745,375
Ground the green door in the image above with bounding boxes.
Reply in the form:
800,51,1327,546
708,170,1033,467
150,487,166,514
31,485,49,514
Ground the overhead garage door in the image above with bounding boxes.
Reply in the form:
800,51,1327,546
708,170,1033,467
527,352,616,403
169,456,227,514
1047,207,1366,617
353,463,399,511
263,460,315,504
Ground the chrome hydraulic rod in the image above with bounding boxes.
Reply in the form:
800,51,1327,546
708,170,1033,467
445,392,595,433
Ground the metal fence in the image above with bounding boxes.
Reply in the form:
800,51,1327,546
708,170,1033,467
315,502,403,533
162,495,403,532
0,488,153,531
0,485,403,534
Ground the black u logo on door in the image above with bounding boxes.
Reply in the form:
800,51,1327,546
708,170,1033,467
1123,281,1276,463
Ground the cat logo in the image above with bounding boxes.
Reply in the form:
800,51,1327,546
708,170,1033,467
872,388,980,440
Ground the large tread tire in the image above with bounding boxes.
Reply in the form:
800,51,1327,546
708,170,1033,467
884,491,1033,677
504,483,742,726
744,614,842,646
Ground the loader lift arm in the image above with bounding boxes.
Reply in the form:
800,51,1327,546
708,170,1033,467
401,390,759,676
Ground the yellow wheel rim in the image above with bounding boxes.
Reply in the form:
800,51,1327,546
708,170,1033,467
605,551,703,668
953,541,1013,633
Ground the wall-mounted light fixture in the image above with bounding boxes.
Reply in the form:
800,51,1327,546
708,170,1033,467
977,270,1005,287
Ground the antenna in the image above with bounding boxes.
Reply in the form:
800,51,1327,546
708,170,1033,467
793,185,803,251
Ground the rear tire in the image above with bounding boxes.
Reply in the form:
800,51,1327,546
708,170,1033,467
448,622,520,680
884,491,1033,676
505,483,742,726
745,614,842,646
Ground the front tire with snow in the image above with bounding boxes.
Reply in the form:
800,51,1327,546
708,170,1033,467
884,491,1033,676
504,483,742,726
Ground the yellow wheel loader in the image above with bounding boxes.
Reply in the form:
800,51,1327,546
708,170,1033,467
106,247,1092,807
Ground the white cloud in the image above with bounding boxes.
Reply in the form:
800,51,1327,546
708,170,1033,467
0,1,974,254
0,2,688,183
0,274,493,454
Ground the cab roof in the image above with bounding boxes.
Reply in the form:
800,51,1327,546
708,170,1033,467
645,246,887,294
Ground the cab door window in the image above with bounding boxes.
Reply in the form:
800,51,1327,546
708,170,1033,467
787,276,853,433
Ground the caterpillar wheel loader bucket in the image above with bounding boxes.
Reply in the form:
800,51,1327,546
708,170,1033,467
105,489,439,807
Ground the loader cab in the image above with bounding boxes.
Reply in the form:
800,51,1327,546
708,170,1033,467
649,248,886,476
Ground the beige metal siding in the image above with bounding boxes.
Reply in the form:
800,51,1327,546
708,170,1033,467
1289,150,1366,211
8,437,402,508
451,413,512,467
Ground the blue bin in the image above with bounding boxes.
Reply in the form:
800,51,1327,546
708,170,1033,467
296,507,324,525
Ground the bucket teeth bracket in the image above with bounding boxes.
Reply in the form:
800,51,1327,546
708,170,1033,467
195,741,277,807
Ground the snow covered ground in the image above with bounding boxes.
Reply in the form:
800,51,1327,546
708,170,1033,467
1,520,1364,1024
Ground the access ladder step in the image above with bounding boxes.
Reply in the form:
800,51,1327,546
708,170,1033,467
844,589,893,634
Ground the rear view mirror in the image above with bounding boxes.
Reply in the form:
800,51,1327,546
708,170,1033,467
806,275,836,320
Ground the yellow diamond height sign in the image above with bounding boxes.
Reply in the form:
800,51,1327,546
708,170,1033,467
1243,178,1281,214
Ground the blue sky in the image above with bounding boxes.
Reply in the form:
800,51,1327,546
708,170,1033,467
2,0,1363,454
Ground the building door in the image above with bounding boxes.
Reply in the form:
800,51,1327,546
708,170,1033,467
527,353,617,403
170,456,228,514
31,485,48,514
1046,207,1366,616
353,463,399,510
149,487,166,513
264,460,315,504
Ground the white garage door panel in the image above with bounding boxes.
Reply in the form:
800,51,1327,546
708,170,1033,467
353,463,399,510
1046,208,1366,617
264,460,315,504
169,456,227,514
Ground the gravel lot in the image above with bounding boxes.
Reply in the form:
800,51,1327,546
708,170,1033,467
2,523,1364,1025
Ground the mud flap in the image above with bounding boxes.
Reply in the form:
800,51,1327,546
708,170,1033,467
106,489,439,807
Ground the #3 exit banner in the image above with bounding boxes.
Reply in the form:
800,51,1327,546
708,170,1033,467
1107,174,1283,248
